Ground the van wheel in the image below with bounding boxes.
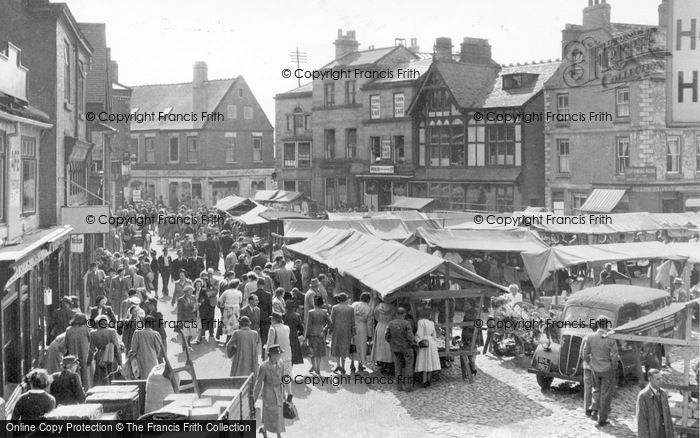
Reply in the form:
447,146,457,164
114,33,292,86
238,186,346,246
536,374,553,390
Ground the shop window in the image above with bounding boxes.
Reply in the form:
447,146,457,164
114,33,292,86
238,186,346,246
429,182,467,210
616,137,630,175
557,139,570,173
21,137,37,214
495,186,514,212
572,193,587,211
666,136,681,174
410,182,428,198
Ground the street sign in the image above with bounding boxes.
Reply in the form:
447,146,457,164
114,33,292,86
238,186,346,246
70,234,84,253
132,189,142,201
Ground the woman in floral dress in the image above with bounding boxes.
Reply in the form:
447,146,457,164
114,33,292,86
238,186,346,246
218,279,242,344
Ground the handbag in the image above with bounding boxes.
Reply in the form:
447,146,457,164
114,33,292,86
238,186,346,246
282,395,298,419
418,339,429,348
301,339,313,357
349,344,357,354
98,343,115,368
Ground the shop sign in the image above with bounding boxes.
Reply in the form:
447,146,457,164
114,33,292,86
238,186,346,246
6,249,50,286
624,166,657,181
70,234,84,253
132,189,142,201
369,165,395,174
667,0,700,124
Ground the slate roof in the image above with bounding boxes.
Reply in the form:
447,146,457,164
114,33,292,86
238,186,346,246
369,58,433,85
434,61,500,108
324,46,415,68
482,61,560,108
276,82,312,98
130,78,237,131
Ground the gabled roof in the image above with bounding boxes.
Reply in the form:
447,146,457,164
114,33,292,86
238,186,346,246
435,61,499,108
482,61,560,108
130,77,237,131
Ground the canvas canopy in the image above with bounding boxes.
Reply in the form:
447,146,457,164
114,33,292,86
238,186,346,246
611,299,698,335
521,241,689,289
235,205,269,225
214,195,254,213
404,227,548,253
253,190,305,203
284,218,411,241
525,212,700,234
326,210,426,221
285,227,507,298
387,196,435,210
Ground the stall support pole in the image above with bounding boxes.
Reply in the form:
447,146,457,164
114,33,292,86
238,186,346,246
681,306,691,428
444,263,452,357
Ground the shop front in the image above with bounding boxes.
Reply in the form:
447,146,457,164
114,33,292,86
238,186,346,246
0,225,72,399
357,165,412,211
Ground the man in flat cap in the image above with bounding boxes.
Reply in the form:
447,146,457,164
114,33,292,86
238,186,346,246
49,355,86,405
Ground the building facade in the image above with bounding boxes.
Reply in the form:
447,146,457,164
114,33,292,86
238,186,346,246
109,63,132,209
0,41,72,400
128,62,274,207
275,31,554,212
544,0,700,214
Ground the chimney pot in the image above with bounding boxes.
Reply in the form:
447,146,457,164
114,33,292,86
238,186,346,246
459,37,492,64
582,0,611,30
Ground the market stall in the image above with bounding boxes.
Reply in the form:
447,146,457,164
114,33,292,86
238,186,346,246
285,227,508,380
521,241,689,292
608,299,700,436
386,196,435,212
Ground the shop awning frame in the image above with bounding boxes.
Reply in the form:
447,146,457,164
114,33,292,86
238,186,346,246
578,189,627,213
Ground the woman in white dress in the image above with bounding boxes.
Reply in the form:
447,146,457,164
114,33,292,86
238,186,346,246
350,292,373,372
370,296,395,373
218,279,242,345
414,308,441,387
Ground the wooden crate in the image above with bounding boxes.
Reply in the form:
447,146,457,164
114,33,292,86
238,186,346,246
46,403,103,420
85,391,140,420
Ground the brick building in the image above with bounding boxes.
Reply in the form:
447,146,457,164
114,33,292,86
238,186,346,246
128,62,274,207
544,0,700,214
109,63,132,209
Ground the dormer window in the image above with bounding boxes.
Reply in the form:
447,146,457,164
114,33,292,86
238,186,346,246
502,73,538,90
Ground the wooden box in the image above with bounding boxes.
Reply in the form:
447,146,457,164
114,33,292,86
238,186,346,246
46,403,103,420
201,388,240,405
85,391,140,420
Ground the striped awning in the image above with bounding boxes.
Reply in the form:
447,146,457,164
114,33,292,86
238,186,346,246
579,189,626,213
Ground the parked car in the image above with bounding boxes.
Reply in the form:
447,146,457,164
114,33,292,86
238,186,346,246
528,285,671,389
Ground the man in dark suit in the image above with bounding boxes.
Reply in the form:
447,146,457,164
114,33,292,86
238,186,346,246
49,355,86,406
149,250,160,296
187,248,205,281
49,297,77,343
240,294,261,334
636,368,674,438
251,279,272,350
203,234,221,272
158,248,173,297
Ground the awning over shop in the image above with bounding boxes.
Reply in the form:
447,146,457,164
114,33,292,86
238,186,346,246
284,218,412,241
578,189,627,213
0,225,73,287
404,227,548,253
64,136,94,162
285,227,506,298
521,241,689,289
387,196,435,211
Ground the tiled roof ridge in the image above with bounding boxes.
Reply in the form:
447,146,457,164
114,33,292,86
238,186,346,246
130,77,238,88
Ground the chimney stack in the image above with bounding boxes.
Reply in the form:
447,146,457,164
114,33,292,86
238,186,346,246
334,29,359,60
433,37,453,61
193,61,208,88
459,37,492,64
658,0,668,27
409,38,420,53
561,24,583,59
111,60,119,83
582,0,611,30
